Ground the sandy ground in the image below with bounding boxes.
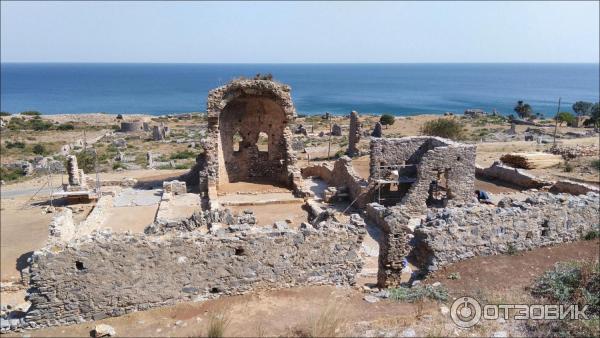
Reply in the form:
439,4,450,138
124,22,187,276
103,205,158,233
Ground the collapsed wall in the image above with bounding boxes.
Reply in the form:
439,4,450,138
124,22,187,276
25,220,364,329
412,192,600,272
475,161,550,189
301,156,371,208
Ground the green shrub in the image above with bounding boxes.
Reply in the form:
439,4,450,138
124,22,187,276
506,243,518,256
388,284,449,303
57,124,75,131
592,159,600,171
112,162,125,170
21,111,41,116
174,163,192,169
5,141,25,149
170,150,196,160
0,167,25,181
0,112,11,116
76,150,97,173
32,144,46,155
420,118,465,140
532,261,599,317
584,229,599,240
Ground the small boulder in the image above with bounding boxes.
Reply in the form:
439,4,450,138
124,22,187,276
92,324,116,337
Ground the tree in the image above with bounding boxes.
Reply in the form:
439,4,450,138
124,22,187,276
572,101,593,116
514,101,533,119
555,112,575,126
420,118,465,140
379,114,395,129
585,102,600,128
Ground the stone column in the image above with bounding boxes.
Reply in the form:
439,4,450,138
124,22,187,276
372,122,383,137
147,151,154,168
67,155,80,186
347,111,361,157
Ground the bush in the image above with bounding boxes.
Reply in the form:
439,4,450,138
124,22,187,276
380,114,396,128
76,150,97,173
169,150,196,160
57,124,75,131
0,167,25,181
32,144,46,155
5,141,25,149
389,284,449,303
592,159,600,171
506,243,518,256
531,261,599,317
420,118,465,140
21,111,41,116
29,118,53,131
0,112,11,116
584,229,599,240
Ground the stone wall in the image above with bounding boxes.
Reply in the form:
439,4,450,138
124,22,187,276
370,137,476,214
346,111,361,157
25,221,364,329
301,156,371,209
412,192,600,272
119,121,145,133
475,161,551,189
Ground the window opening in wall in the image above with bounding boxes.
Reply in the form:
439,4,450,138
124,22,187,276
257,132,269,153
233,131,242,152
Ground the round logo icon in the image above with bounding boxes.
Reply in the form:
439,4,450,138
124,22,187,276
451,296,482,328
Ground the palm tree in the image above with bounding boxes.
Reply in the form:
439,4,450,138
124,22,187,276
514,101,533,119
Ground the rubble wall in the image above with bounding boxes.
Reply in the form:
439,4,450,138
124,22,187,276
301,156,371,208
25,224,364,328
412,192,600,272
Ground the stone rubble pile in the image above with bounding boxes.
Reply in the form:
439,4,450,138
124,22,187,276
547,144,599,159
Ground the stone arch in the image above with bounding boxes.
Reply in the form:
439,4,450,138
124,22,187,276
205,79,298,188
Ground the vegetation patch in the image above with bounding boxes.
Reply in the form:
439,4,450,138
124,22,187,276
527,260,600,337
0,167,25,182
420,118,466,140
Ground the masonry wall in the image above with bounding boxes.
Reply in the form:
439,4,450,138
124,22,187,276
370,137,476,214
301,156,371,208
25,223,364,329
412,192,600,272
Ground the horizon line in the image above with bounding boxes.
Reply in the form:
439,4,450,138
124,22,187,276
1,61,599,65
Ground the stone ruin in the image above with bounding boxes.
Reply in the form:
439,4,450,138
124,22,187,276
194,79,304,200
8,78,600,334
346,110,361,156
371,122,383,138
369,136,476,213
331,123,342,136
152,123,170,141
65,155,88,192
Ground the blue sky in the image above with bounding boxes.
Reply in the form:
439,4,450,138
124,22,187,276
1,1,598,63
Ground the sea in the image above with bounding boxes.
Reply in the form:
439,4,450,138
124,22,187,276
1,63,598,116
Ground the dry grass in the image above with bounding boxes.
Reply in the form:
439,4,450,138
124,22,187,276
206,309,232,338
288,304,346,337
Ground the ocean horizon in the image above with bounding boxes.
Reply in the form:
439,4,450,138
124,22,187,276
1,63,598,116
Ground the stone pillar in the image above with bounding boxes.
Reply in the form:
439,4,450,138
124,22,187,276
67,155,80,186
147,151,154,168
331,124,342,136
372,122,383,138
346,111,361,157
377,212,411,288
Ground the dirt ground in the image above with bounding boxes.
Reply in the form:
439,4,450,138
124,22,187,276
7,239,597,338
